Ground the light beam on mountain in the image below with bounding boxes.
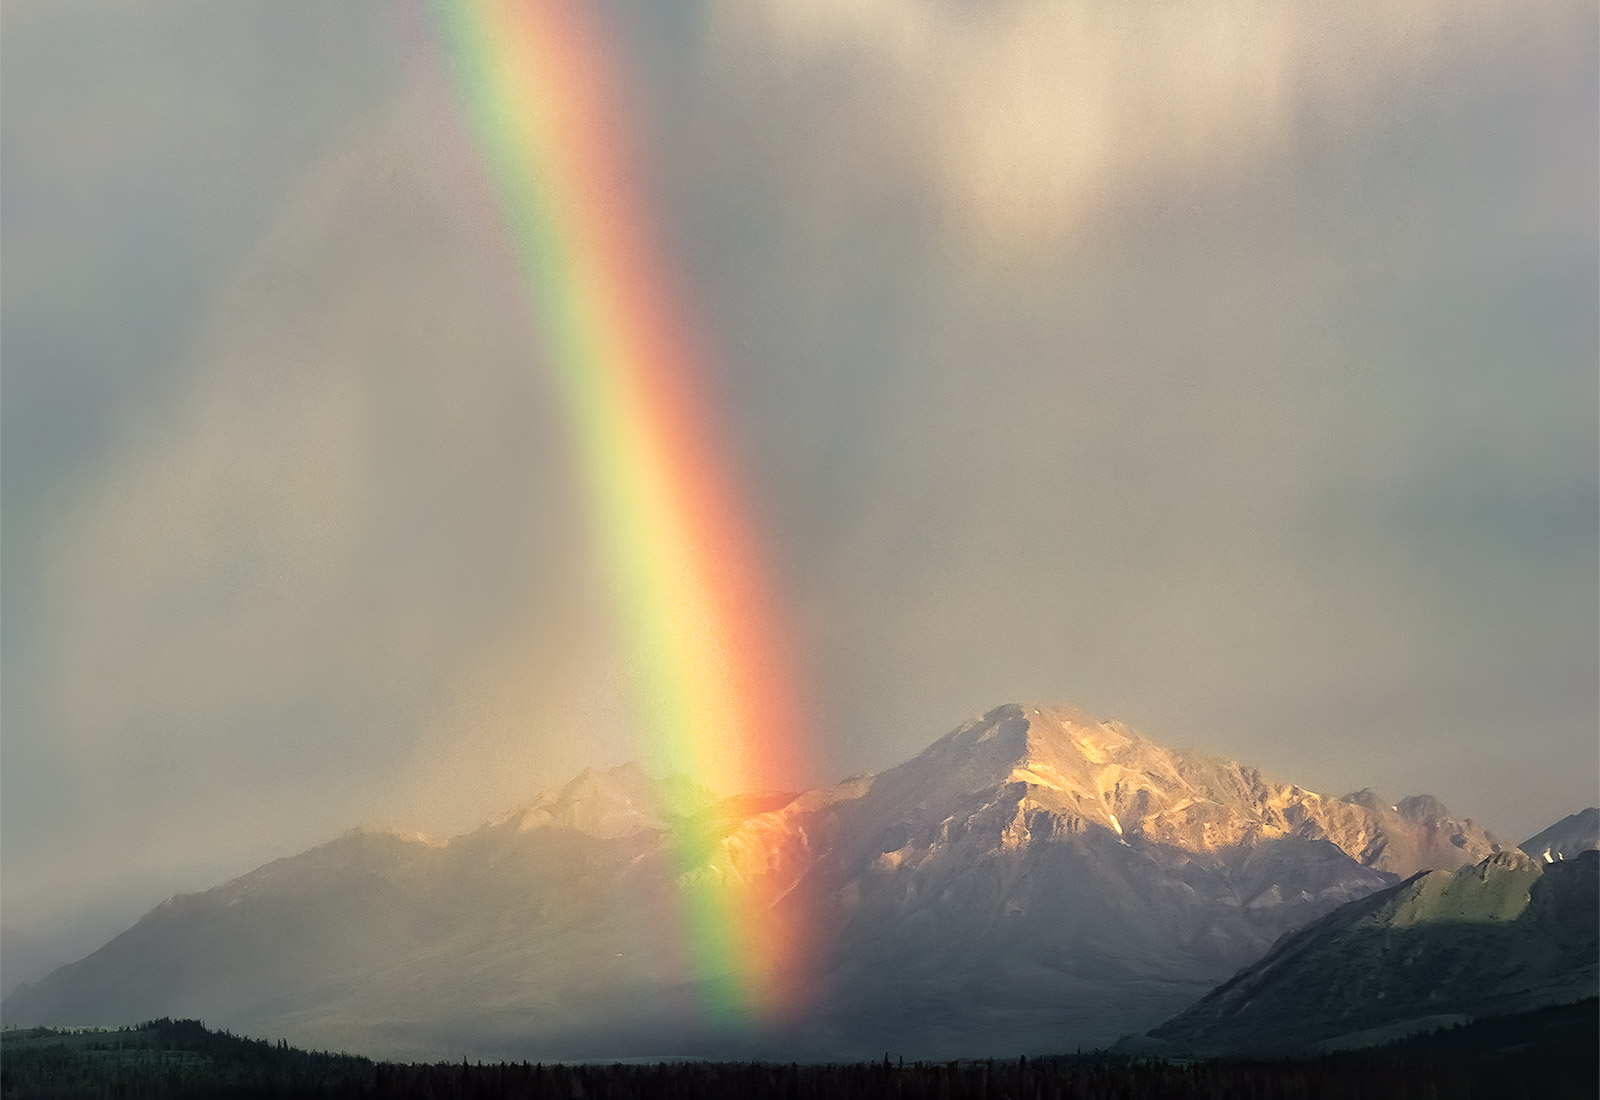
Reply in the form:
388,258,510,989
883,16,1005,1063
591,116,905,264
426,0,808,1026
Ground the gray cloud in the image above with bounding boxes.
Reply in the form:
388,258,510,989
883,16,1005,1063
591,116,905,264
664,0,1597,827
3,0,1595,950
5,84,620,942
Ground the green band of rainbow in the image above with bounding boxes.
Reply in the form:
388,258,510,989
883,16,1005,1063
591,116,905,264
428,0,806,1025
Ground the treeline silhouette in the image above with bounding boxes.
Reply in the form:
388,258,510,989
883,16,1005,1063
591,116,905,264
0,1018,370,1098
3,1007,1594,1100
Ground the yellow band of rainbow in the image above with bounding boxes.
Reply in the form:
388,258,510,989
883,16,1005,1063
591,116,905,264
429,0,806,1027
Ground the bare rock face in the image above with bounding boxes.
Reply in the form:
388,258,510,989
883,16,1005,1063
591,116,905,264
1305,788,1508,876
0,703,1519,1062
854,704,1506,879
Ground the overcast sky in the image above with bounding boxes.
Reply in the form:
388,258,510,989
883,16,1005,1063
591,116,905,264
3,0,1596,956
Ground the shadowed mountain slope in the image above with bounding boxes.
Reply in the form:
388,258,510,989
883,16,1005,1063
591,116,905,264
1148,849,1600,1056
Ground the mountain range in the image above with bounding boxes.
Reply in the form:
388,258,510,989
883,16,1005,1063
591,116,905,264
0,703,1563,1061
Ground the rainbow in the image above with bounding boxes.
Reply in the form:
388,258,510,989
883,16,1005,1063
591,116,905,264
427,0,806,1025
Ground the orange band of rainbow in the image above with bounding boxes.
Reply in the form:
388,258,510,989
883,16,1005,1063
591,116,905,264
429,0,806,1026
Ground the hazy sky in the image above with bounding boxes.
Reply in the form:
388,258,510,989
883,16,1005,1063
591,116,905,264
3,0,1596,955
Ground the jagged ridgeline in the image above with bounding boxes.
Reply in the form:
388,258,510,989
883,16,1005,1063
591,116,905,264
0,705,1526,1062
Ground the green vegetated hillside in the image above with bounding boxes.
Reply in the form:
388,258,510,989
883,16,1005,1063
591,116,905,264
1150,848,1599,1056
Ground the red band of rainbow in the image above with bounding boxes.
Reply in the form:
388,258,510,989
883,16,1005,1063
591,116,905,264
428,0,807,1027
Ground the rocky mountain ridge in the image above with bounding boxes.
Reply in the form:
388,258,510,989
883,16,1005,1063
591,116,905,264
1,704,1520,1061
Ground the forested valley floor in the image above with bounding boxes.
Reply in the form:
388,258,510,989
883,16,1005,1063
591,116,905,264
3,1002,1594,1100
